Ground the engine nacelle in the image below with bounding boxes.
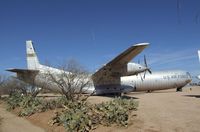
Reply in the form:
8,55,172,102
126,63,147,76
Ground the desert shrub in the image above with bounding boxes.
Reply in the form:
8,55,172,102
51,97,138,132
6,92,138,131
95,98,138,127
60,106,92,131
40,96,69,110
51,100,94,132
6,93,69,116
6,91,23,110
18,95,44,116
6,92,46,116
18,96,72,116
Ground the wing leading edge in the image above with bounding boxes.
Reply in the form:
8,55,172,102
92,43,149,86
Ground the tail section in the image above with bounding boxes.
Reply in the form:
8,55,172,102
26,40,40,69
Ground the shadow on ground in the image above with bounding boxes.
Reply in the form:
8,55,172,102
183,95,200,98
99,95,139,99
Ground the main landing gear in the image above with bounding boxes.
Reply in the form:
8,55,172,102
176,87,182,92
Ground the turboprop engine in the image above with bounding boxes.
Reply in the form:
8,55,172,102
126,62,148,75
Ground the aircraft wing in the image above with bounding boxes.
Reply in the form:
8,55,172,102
92,43,149,86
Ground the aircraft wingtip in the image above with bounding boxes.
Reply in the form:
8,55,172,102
134,42,149,46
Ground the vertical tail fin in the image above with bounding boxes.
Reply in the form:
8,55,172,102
26,40,40,69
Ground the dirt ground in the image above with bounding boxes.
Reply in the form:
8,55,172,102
1,86,200,132
89,86,200,132
0,102,45,132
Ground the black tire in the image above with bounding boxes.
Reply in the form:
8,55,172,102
176,87,182,92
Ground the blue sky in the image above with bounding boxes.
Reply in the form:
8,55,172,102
0,0,200,77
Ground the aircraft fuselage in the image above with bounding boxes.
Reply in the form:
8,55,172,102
20,68,191,95
121,70,191,92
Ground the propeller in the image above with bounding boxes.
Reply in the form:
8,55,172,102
144,55,152,74
137,55,152,81
141,55,152,80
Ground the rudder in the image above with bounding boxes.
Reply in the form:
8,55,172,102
26,40,40,69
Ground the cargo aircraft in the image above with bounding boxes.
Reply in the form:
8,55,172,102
7,41,192,95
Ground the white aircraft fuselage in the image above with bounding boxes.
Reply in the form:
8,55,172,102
14,64,191,95
7,41,192,95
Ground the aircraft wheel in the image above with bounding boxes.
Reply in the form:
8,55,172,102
176,87,182,92
147,90,152,93
115,92,122,97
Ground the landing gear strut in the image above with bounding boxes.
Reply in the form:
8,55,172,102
176,87,182,92
147,90,152,93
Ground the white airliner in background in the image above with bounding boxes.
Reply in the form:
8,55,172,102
7,40,192,95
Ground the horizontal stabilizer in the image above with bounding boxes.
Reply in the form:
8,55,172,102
6,68,39,73
6,68,39,83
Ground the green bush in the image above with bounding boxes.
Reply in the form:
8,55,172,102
51,97,138,132
60,108,92,132
6,92,23,110
18,96,71,116
52,100,93,132
6,94,73,116
18,95,44,116
95,98,138,127
6,93,138,131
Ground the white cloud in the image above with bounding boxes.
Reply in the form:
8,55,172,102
148,49,197,66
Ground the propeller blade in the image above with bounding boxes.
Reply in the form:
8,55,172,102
144,55,152,74
143,70,146,79
140,73,143,81
144,55,147,67
148,69,152,74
